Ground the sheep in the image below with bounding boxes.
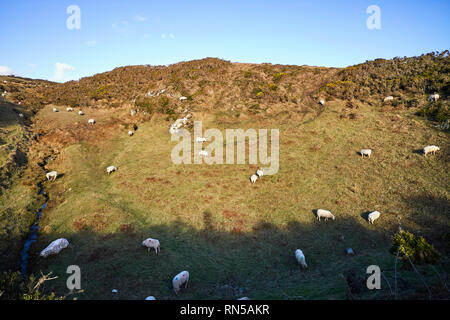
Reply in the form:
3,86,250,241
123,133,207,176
179,96,187,101
67,107,73,112
250,174,258,184
46,171,58,181
316,209,335,221
145,296,156,300
40,238,69,257
368,211,381,224
142,238,160,254
106,166,117,174
319,99,325,105
128,130,134,136
199,150,208,157
196,137,207,143
427,93,440,102
383,96,394,103
173,271,189,294
88,119,95,124
78,110,84,115
256,169,263,178
19,113,24,118
360,149,372,158
295,249,308,269
423,145,440,157
53,107,58,112
130,109,137,116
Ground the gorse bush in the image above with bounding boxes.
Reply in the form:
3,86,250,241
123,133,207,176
416,101,450,122
390,230,441,265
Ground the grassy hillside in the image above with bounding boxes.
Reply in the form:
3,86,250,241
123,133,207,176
0,54,449,299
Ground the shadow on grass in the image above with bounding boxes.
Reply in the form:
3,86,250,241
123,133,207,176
22,213,405,300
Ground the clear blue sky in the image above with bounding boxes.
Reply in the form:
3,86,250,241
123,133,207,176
1,0,449,82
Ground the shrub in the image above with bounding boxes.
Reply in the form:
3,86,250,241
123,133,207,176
0,271,64,300
389,230,441,265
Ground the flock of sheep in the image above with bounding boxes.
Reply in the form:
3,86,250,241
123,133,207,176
39,96,442,299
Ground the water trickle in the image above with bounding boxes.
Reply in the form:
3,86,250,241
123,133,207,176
18,183,49,276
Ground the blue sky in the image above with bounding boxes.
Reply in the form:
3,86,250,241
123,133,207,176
0,0,449,82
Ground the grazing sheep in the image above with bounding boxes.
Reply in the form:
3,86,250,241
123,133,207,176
142,238,160,254
199,150,208,157
196,137,207,143
423,145,440,157
360,149,372,158
128,130,134,136
428,93,440,102
130,109,137,116
295,249,308,269
145,296,156,300
383,96,394,103
52,107,58,112
106,166,117,174
46,171,58,181
78,110,84,115
67,107,73,112
88,119,95,124
319,99,325,105
368,211,381,224
179,96,187,101
40,238,69,257
250,174,258,184
256,169,263,178
316,209,335,221
173,271,189,294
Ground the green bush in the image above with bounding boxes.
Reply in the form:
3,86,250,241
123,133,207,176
0,271,64,300
389,230,441,265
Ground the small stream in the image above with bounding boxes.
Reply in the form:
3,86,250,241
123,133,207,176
18,182,49,276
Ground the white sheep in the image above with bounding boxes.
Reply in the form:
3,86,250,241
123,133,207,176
40,238,69,257
199,150,208,157
196,137,207,143
256,169,263,178
53,107,58,112
46,171,58,181
423,145,440,157
67,107,73,112
106,166,117,174
383,96,394,102
173,271,189,294
128,130,134,136
360,149,372,158
78,110,84,115
319,99,325,105
427,93,440,102
88,119,95,124
179,96,187,101
316,209,335,221
142,238,160,254
295,249,308,269
368,211,381,224
250,174,258,184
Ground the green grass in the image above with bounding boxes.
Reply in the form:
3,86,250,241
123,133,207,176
9,101,450,300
